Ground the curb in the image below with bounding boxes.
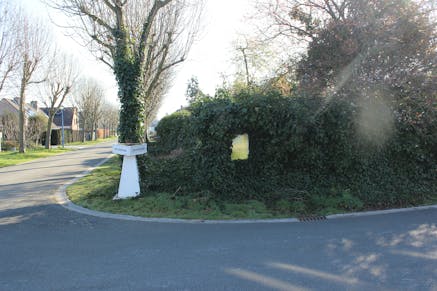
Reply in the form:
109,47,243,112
326,204,437,220
54,157,437,224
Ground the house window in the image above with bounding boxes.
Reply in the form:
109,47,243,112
231,134,249,160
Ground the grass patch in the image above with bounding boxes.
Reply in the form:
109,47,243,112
67,157,301,220
67,156,437,220
66,137,117,146
0,147,73,168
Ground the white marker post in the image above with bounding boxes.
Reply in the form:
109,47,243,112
112,143,147,200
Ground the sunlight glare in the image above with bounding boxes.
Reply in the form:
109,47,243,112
225,268,310,291
268,262,360,285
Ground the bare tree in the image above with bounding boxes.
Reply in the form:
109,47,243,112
253,0,349,44
26,113,47,147
42,51,78,149
236,42,251,88
253,0,436,46
74,78,104,142
144,68,173,140
232,36,274,88
47,0,204,143
17,13,50,153
0,2,19,94
100,101,119,138
0,112,18,141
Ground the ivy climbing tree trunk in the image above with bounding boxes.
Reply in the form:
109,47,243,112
49,0,203,144
113,42,144,143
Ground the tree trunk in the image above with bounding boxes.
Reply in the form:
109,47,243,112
242,48,250,88
117,78,145,144
113,37,144,144
80,113,86,142
18,65,27,153
45,115,54,149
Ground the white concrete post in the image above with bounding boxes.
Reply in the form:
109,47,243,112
112,143,147,200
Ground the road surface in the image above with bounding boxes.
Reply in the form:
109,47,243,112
1,143,436,290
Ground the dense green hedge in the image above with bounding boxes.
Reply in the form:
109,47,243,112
153,109,195,155
140,91,437,213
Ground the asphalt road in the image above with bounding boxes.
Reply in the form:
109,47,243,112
0,143,436,291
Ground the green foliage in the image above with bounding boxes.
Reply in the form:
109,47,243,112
308,189,364,215
154,110,195,154
0,147,72,167
139,152,196,195
137,0,437,215
143,89,437,214
296,0,436,105
67,156,121,203
113,26,145,144
70,157,289,219
116,61,145,144
185,76,207,104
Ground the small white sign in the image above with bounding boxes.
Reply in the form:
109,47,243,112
112,143,147,156
112,143,148,199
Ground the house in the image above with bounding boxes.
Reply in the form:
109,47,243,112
0,98,56,128
0,98,57,144
0,98,51,122
40,106,82,144
40,107,79,131
147,119,159,140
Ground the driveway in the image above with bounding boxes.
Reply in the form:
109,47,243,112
0,143,436,291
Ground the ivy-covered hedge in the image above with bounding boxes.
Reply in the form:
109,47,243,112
153,109,195,155
140,91,437,213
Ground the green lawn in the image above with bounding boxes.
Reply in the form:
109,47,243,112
0,137,116,167
0,147,72,168
67,157,284,220
66,156,437,220
66,137,117,146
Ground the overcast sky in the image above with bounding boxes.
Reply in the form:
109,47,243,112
18,0,254,119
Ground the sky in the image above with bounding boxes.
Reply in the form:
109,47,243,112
18,0,254,119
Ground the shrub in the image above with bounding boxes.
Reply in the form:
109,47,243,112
1,140,18,151
154,109,195,154
140,90,437,212
139,151,197,196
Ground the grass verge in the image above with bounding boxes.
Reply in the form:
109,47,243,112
0,147,72,168
67,157,437,220
67,157,293,220
66,137,117,146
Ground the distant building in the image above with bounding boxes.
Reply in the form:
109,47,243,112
0,98,55,129
147,119,159,139
40,107,79,131
0,98,59,145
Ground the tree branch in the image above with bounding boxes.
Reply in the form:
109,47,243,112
102,0,117,13
138,0,172,67
82,10,113,32
99,55,114,69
